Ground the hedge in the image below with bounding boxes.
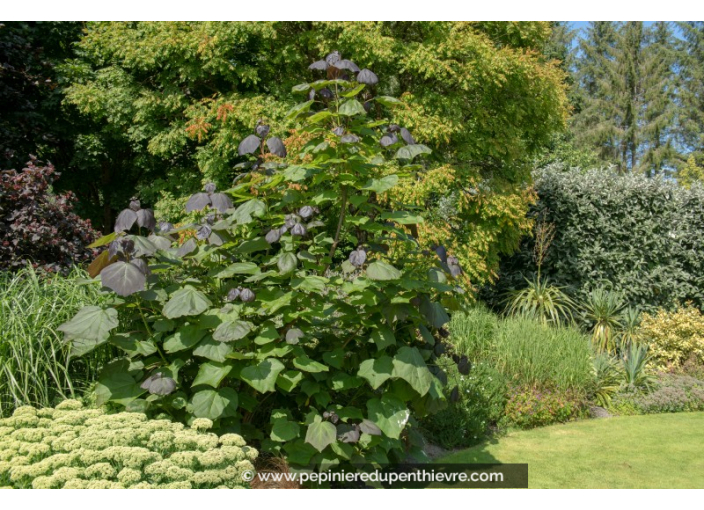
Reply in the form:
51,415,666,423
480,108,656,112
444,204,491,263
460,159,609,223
487,166,704,312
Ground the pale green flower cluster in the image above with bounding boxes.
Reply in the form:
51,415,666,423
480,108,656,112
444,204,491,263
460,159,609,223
0,400,257,489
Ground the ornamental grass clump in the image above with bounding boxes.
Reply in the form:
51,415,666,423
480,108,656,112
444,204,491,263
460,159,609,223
0,400,257,489
59,51,462,469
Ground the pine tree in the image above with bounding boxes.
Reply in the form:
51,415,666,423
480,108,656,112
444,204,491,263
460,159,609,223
639,22,679,175
677,22,704,158
571,21,620,165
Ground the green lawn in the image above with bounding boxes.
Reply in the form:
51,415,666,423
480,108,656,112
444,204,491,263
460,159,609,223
441,412,704,488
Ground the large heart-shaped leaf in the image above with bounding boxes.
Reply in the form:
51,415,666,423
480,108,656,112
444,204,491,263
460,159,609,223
305,415,337,452
370,326,395,351
339,99,366,116
277,252,298,274
391,346,433,396
357,356,393,390
213,320,251,342
419,297,450,328
361,175,398,194
58,306,119,343
163,325,207,353
271,420,301,442
366,261,401,281
100,261,146,296
95,360,143,406
192,361,233,388
367,395,410,439
240,359,285,393
190,387,238,419
193,336,233,363
163,286,212,319
394,144,431,160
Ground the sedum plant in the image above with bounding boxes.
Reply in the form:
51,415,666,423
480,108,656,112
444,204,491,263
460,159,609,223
59,52,461,468
0,400,256,489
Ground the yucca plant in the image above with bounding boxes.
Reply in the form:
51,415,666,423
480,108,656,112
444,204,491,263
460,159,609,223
621,343,656,391
617,306,641,350
591,353,623,407
504,276,575,326
581,287,627,353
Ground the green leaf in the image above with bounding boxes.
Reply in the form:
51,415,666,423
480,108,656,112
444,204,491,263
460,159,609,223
371,326,395,351
277,252,298,274
211,262,259,278
163,286,212,319
339,99,366,116
391,346,433,396
95,360,143,406
286,100,314,119
88,232,117,248
357,356,393,389
292,276,328,293
193,336,233,362
100,260,147,296
271,420,301,442
163,325,207,353
380,211,425,224
394,144,432,160
420,297,450,328
232,199,266,224
292,83,311,94
361,175,399,194
341,83,366,98
58,306,119,356
366,261,402,281
367,395,410,439
192,361,232,388
213,320,251,342
293,355,329,373
305,415,337,452
240,359,285,393
374,96,403,107
190,388,238,419
276,370,304,392
254,321,280,345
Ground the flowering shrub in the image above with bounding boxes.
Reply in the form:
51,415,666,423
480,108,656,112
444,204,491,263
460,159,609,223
611,374,704,415
636,304,704,369
0,157,98,272
421,361,507,449
502,387,583,429
0,400,256,489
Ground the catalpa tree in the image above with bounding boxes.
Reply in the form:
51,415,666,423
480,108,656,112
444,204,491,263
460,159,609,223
59,51,468,467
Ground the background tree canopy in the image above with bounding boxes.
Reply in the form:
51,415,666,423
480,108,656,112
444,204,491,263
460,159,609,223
57,21,568,290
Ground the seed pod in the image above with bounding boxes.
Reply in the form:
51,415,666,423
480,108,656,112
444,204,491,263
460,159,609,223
291,223,307,237
265,228,282,244
239,288,256,303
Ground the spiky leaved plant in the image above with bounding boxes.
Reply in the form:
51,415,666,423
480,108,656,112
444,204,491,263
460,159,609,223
59,51,465,469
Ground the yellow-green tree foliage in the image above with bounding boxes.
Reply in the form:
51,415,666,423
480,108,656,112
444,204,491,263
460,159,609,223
678,154,704,188
636,304,704,369
63,21,567,289
0,400,257,489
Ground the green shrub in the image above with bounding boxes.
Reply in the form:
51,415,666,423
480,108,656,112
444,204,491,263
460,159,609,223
421,361,507,449
0,267,113,416
491,168,704,313
591,353,623,408
0,400,257,488
502,386,583,429
59,54,456,469
611,374,704,415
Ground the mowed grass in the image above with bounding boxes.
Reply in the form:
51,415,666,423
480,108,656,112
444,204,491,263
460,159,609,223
441,412,704,488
